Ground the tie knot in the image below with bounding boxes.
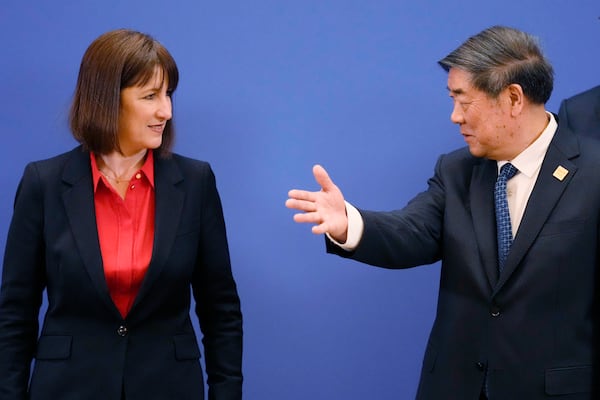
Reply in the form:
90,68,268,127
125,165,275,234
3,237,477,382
499,163,518,180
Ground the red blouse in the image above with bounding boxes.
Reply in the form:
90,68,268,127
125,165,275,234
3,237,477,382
90,151,155,318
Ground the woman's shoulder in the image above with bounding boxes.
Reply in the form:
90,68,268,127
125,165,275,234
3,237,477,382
153,152,220,190
159,152,213,176
29,146,84,165
23,146,87,179
168,152,210,168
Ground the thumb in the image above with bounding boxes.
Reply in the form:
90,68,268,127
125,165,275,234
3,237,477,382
313,164,335,192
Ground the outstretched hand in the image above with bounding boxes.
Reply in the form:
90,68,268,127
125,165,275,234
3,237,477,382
286,165,348,243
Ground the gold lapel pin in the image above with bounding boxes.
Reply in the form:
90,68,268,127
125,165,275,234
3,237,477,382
552,165,569,181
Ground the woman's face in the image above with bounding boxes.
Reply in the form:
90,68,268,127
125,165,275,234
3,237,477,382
117,67,172,156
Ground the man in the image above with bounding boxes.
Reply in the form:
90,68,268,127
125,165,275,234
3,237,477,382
286,26,600,399
558,85,600,137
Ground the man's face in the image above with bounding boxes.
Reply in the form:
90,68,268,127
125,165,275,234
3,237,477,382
447,68,514,160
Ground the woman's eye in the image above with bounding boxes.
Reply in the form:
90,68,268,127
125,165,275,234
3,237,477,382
144,93,156,100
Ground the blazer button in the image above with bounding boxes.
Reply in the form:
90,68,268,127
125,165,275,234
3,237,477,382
490,305,501,317
475,362,486,371
117,325,128,336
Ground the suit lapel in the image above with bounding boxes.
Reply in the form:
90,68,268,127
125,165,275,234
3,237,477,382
470,158,500,288
130,156,185,313
494,125,580,293
61,148,121,317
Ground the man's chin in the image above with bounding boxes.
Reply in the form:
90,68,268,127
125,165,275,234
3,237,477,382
467,146,486,159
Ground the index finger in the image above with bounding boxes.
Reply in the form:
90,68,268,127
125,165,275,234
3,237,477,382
287,189,318,201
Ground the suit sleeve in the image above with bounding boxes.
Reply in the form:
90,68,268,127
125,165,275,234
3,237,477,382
191,165,243,400
0,163,47,399
327,154,446,269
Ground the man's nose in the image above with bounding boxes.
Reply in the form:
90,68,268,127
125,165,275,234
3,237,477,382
450,102,464,124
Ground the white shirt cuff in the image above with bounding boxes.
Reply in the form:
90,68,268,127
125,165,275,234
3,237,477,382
326,201,364,251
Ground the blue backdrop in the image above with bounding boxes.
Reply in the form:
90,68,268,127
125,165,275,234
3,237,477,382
1,1,598,399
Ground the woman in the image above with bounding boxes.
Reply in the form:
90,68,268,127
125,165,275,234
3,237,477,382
0,29,243,400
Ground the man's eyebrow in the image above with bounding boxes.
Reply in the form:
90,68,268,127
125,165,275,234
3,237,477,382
447,87,465,95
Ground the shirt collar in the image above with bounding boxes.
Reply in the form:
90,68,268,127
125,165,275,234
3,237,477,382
140,150,155,188
497,111,558,178
90,149,155,192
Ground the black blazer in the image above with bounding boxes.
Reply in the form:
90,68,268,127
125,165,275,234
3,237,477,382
0,147,243,400
558,85,600,138
328,123,600,399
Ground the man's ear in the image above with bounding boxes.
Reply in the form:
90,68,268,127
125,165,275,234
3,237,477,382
506,83,524,116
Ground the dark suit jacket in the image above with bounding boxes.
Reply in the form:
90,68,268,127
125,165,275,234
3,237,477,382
558,85,600,137
0,147,243,400
328,123,600,399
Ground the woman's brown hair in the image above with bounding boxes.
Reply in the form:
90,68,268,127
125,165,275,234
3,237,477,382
70,29,179,157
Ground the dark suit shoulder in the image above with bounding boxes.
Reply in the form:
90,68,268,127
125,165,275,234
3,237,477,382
27,146,85,170
564,85,600,105
19,146,87,187
412,147,490,198
156,153,214,184
558,85,600,138
441,146,479,163
435,146,487,174
572,133,600,164
153,154,222,199
576,131,600,146
168,153,211,171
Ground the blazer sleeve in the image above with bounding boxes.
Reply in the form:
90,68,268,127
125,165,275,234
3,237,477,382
0,163,47,398
326,154,447,269
191,165,243,400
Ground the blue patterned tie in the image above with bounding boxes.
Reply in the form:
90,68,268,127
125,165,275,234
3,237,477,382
494,163,518,273
484,162,519,398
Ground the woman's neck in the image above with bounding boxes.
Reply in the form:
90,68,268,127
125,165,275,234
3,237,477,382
96,149,148,183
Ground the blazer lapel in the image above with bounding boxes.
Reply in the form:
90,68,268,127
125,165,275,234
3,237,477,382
470,158,500,288
61,148,121,317
130,156,185,312
494,125,580,293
